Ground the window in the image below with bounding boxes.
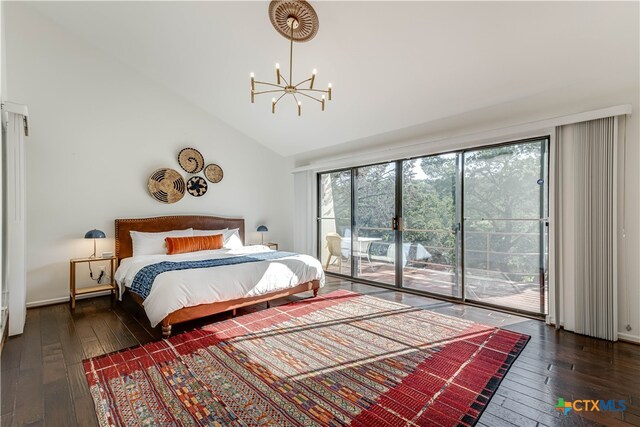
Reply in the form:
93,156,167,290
317,137,549,315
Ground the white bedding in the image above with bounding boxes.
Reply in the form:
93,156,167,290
115,245,325,327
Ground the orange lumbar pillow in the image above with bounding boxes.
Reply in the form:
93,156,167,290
165,234,224,255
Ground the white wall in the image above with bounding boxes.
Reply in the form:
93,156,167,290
5,3,293,306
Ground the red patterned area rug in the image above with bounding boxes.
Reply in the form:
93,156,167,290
84,290,529,426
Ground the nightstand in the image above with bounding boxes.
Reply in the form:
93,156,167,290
251,243,279,250
69,256,117,309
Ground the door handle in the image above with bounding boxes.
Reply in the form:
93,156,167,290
392,217,403,231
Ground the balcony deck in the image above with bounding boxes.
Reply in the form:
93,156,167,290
324,259,546,314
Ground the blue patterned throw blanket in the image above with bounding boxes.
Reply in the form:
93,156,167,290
130,251,297,299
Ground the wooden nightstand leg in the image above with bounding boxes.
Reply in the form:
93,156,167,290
111,258,116,304
70,262,76,310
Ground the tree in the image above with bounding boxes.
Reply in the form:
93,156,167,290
319,139,547,283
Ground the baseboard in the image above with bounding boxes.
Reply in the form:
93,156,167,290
617,332,640,344
26,291,112,308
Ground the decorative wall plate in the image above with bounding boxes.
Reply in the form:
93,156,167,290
187,176,208,197
204,164,224,183
178,148,204,174
147,168,185,204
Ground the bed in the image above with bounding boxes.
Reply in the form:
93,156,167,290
115,215,324,337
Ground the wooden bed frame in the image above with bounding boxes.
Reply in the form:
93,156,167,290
115,215,320,337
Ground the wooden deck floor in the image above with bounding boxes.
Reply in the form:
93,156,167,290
326,260,546,314
2,277,638,426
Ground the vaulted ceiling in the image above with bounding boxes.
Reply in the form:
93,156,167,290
26,1,639,157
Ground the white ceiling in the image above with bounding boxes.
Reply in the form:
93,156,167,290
25,1,639,157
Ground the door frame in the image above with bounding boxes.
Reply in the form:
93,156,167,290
317,135,550,317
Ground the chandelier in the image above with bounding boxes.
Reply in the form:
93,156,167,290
250,0,332,116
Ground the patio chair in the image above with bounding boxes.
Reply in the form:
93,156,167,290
325,233,346,273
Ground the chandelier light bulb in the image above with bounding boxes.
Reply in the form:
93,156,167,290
275,63,280,69
309,68,317,89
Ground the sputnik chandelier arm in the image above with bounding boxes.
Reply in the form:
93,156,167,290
250,0,331,116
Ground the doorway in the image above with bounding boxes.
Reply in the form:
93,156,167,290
318,137,549,315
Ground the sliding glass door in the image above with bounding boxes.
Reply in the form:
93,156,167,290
318,170,352,276
353,162,397,285
402,154,461,297
463,140,548,313
317,137,549,315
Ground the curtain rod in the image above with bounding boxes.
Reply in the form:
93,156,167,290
1,101,30,136
1,101,29,117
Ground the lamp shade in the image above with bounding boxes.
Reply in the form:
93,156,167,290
256,225,268,232
84,229,106,239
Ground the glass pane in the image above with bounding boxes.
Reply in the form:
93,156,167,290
463,140,548,314
318,171,352,276
354,163,396,284
402,154,461,297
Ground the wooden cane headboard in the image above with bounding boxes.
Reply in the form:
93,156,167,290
115,215,245,261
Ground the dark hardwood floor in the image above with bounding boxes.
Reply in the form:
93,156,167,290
2,276,639,426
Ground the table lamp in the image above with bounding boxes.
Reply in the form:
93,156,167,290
257,225,268,245
84,229,106,258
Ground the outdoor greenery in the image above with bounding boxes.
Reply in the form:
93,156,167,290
320,140,547,283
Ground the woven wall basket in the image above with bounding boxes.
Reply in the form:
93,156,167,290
187,176,208,197
178,148,204,174
148,168,186,204
204,164,224,183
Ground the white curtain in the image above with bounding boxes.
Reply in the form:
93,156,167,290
552,116,618,341
5,109,27,336
293,171,316,256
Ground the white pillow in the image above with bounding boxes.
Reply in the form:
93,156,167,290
193,228,227,237
130,228,193,256
223,228,244,249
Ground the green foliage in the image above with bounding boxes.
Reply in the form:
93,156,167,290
464,142,547,281
320,140,548,281
355,163,396,235
403,155,458,265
